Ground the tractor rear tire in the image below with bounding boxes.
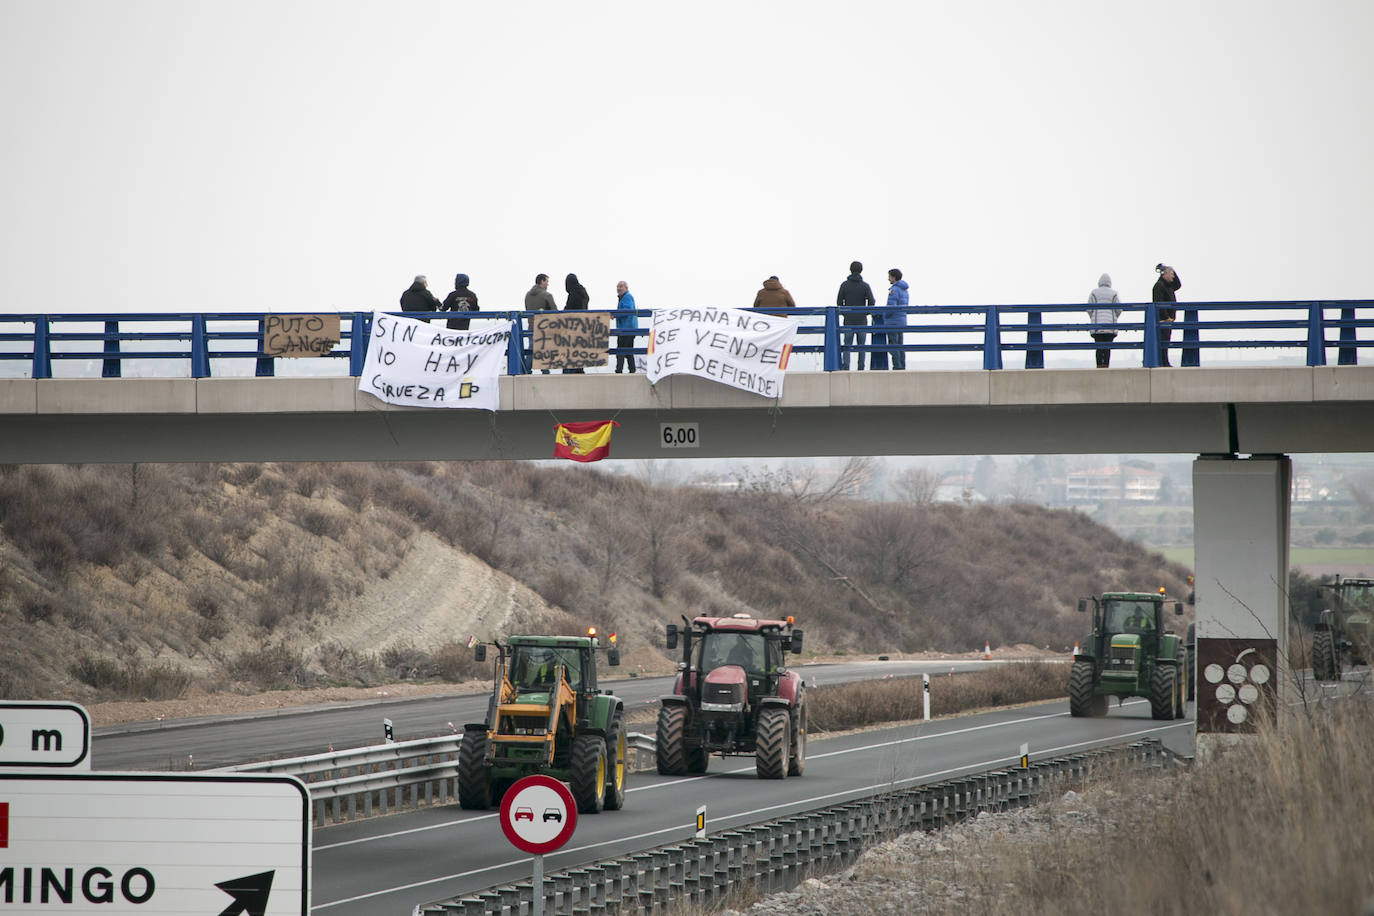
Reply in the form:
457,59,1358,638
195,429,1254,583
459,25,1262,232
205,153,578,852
604,711,627,811
787,700,807,777
656,705,688,776
1151,664,1177,721
756,707,790,780
1312,630,1339,682
686,741,710,774
457,730,492,810
571,734,607,814
1068,660,1105,717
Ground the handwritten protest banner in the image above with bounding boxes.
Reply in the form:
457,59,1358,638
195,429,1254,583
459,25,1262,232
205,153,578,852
262,314,340,357
359,311,511,410
645,307,799,398
531,312,610,371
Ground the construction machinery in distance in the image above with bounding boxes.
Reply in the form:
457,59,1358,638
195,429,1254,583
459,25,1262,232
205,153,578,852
1069,589,1188,720
460,630,626,814
657,613,807,779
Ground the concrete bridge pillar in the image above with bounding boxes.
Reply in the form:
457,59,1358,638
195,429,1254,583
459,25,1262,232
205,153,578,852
1192,455,1291,758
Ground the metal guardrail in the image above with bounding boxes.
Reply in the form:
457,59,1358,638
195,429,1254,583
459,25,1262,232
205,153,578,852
1,300,1369,378
224,732,657,827
416,738,1172,916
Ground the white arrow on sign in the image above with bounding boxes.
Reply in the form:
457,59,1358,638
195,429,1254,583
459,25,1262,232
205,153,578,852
0,701,91,769
0,772,309,914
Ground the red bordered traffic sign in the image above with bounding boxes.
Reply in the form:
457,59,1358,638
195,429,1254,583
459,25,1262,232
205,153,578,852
499,774,577,854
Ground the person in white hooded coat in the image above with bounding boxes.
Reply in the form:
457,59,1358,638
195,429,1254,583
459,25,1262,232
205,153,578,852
1086,273,1122,368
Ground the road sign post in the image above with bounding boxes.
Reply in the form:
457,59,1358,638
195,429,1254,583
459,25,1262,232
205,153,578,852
0,772,310,913
923,673,930,721
499,774,577,916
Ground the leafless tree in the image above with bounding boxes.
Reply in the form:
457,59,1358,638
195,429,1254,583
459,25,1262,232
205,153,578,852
894,467,940,505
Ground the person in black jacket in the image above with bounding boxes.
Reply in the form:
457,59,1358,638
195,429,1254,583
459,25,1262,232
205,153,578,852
441,274,478,331
1152,264,1182,367
564,273,590,310
400,275,441,317
562,273,590,373
837,261,876,370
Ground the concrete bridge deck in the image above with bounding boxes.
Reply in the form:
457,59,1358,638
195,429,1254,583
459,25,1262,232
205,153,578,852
3,366,1372,462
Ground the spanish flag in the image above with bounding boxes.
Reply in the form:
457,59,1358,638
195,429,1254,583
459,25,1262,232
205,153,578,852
553,420,619,463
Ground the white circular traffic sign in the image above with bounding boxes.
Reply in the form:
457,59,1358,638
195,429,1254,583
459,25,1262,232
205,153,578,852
499,774,577,855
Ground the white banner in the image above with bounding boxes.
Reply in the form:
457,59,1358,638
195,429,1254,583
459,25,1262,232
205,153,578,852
645,307,799,398
359,312,510,410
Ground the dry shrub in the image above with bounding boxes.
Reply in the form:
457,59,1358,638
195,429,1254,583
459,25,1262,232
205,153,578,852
318,644,383,685
70,654,191,700
227,643,314,689
948,697,1374,916
808,662,1066,732
427,641,485,682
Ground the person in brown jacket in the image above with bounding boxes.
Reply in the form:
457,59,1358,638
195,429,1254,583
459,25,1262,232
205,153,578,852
752,276,797,314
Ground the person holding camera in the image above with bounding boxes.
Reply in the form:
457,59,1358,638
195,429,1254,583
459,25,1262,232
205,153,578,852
1152,263,1182,367
1086,273,1121,368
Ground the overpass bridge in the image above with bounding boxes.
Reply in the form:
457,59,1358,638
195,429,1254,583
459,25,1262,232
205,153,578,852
1,300,1371,463
2,301,1371,751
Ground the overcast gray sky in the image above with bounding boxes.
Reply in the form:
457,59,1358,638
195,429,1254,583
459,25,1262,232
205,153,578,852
3,1,1371,316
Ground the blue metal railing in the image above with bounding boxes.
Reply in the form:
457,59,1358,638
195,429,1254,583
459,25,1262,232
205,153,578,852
0,302,1367,379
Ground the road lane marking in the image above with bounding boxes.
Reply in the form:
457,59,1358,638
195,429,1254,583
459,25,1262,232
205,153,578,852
312,706,1186,910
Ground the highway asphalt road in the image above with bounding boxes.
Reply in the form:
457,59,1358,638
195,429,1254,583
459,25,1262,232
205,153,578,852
92,658,1008,770
311,697,1193,915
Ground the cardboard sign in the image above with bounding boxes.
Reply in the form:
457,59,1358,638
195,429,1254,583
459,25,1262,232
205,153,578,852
531,312,610,371
262,314,340,357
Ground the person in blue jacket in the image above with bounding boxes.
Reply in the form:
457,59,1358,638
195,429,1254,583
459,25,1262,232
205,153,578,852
883,268,910,370
615,280,638,373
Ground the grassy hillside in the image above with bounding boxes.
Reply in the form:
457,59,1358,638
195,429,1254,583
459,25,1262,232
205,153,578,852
0,462,1191,702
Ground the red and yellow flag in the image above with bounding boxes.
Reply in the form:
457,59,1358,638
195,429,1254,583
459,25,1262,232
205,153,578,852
553,420,619,463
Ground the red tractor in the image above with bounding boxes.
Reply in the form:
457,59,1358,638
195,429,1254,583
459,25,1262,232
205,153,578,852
656,613,806,779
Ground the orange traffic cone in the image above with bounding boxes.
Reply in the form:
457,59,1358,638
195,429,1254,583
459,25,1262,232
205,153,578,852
983,642,992,660
1072,641,1080,656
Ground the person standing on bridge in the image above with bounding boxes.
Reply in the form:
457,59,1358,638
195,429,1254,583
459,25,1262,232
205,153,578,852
1086,273,1122,368
399,275,441,317
752,276,797,315
441,273,479,332
837,261,876,370
615,280,638,373
882,268,909,370
562,273,590,373
1152,263,1182,367
524,273,557,374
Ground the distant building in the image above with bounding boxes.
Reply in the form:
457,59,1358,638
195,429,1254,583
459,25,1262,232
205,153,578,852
1292,473,1313,502
935,474,987,503
1065,465,1163,503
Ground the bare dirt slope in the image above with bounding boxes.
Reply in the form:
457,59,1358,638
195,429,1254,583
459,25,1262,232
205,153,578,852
303,531,543,655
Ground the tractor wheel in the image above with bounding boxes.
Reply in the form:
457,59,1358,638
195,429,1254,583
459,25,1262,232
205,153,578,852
755,707,790,780
1068,660,1104,717
686,741,710,774
604,711,627,811
1151,664,1177,721
1312,630,1339,682
656,705,688,776
457,730,491,810
570,734,607,814
787,700,807,777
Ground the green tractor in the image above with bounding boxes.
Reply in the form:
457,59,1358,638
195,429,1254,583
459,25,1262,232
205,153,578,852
1069,591,1188,720
1312,575,1374,681
460,631,627,814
